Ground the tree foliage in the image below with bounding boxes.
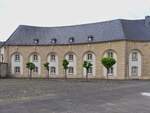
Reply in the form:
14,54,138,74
83,61,93,70
62,59,69,79
101,57,116,69
83,61,93,81
63,59,69,70
101,57,116,79
26,62,35,78
43,62,50,79
43,62,49,71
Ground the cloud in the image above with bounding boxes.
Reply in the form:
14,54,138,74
0,0,150,41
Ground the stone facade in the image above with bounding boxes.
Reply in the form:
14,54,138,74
126,41,150,79
3,41,129,79
3,40,150,79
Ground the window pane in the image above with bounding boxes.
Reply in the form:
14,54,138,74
132,52,138,61
87,54,92,60
50,67,56,74
108,51,113,58
33,55,38,61
15,66,20,73
68,67,74,74
87,67,92,74
68,55,73,61
50,55,55,61
15,54,20,61
107,67,113,75
33,67,38,73
131,66,138,76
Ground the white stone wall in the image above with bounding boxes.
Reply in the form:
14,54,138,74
11,53,23,76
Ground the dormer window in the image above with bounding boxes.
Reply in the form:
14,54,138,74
51,38,57,44
33,39,39,44
88,35,94,42
145,16,150,27
69,37,74,43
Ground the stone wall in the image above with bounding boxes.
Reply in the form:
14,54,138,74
126,41,150,79
0,63,8,78
4,41,126,79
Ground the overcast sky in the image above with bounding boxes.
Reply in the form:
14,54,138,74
0,0,150,41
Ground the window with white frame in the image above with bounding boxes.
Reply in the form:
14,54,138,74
33,39,39,44
50,55,56,61
87,54,92,60
15,54,20,61
51,38,57,44
68,67,74,74
131,66,138,76
33,66,38,73
33,55,38,61
69,37,75,43
14,66,20,73
50,67,56,74
88,35,94,42
107,67,114,75
68,54,73,61
87,67,93,74
107,51,113,58
132,52,138,61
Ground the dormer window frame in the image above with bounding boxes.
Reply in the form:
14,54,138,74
145,16,150,28
33,39,39,44
51,38,57,44
68,37,75,43
88,35,94,42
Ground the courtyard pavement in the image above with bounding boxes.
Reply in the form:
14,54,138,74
0,79,150,113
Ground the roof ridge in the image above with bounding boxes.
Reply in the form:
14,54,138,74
18,19,144,29
4,25,21,45
119,20,127,40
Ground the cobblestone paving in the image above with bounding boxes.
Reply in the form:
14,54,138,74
0,79,150,113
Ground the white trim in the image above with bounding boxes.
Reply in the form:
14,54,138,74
83,52,96,76
48,54,59,76
103,51,117,77
30,54,41,75
129,50,141,77
65,53,77,75
11,53,23,75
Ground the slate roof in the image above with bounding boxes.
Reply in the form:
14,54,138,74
5,17,150,46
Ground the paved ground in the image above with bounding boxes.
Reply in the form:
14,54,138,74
0,79,150,113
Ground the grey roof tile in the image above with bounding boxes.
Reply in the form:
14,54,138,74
5,18,150,45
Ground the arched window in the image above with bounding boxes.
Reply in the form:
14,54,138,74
129,50,142,77
65,52,76,75
103,50,117,77
50,66,56,75
47,53,58,76
29,53,41,75
83,51,96,76
11,52,23,75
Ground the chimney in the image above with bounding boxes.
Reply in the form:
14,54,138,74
145,16,150,27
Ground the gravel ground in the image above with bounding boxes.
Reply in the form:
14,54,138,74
0,79,150,113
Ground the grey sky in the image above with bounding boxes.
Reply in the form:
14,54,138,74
0,0,150,41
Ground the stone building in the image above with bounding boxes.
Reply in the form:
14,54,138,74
2,16,150,79
0,42,4,62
